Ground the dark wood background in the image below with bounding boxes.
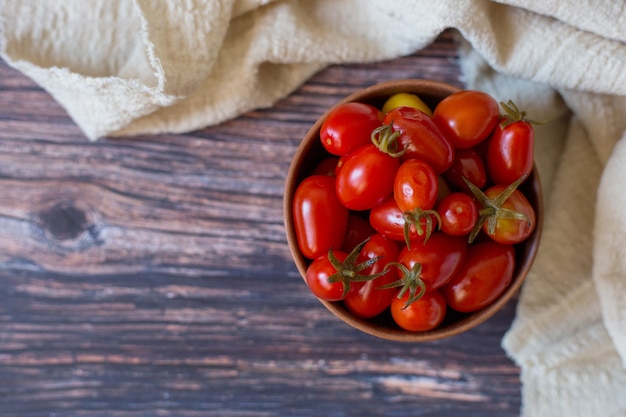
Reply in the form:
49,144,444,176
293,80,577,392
0,31,523,417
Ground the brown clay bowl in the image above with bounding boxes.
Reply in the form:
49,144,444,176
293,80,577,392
283,79,543,342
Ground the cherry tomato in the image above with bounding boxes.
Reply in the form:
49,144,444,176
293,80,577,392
482,185,536,244
335,144,399,211
311,157,340,177
292,175,349,260
436,192,479,237
369,196,434,242
443,241,515,312
397,232,467,290
442,148,487,191
305,251,351,301
382,93,433,116
393,159,439,212
433,90,500,149
320,102,382,156
380,107,454,173
344,235,400,318
487,117,534,185
391,290,447,332
342,213,376,252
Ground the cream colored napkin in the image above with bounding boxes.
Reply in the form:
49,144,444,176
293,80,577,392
2,1,626,415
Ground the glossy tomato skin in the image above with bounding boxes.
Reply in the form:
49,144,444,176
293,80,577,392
436,192,479,237
383,107,454,174
442,148,487,191
487,118,534,185
369,196,432,242
344,234,400,318
391,290,447,332
397,232,467,290
393,159,439,212
336,144,399,211
320,102,382,156
443,241,515,312
292,175,349,260
305,251,350,301
433,90,500,149
483,186,536,244
341,213,376,252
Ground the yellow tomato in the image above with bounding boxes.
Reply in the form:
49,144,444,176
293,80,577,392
382,93,433,117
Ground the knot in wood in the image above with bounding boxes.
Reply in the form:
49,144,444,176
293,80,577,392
39,202,90,241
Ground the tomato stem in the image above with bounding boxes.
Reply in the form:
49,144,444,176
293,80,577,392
371,123,407,158
463,174,531,243
326,238,388,297
499,100,546,128
379,262,426,309
401,208,441,249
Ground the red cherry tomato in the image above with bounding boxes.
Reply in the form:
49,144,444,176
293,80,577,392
443,241,515,312
391,290,447,332
482,185,535,244
320,102,382,156
487,117,534,185
305,251,351,302
335,144,399,211
397,232,467,291
369,196,433,242
393,159,439,212
292,175,349,259
381,106,454,173
442,148,487,191
342,213,376,252
433,90,500,149
344,235,400,318
436,192,479,237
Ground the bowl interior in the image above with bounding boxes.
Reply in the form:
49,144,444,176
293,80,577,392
284,79,543,342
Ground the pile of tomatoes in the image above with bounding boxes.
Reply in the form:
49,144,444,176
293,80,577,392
292,89,537,332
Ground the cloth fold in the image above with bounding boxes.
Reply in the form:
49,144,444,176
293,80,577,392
2,1,625,415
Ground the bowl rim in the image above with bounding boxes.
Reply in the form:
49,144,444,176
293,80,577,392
283,78,544,342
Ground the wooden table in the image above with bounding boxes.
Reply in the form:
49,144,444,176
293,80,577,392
0,31,522,417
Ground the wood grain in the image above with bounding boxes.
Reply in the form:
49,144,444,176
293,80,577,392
0,30,522,417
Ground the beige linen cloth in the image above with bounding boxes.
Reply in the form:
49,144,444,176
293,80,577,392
2,0,626,415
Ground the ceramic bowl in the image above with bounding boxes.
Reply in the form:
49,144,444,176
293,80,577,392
283,79,543,342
